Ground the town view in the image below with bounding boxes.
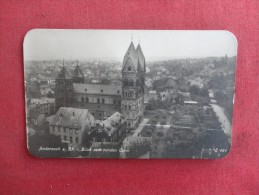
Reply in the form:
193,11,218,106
24,31,236,158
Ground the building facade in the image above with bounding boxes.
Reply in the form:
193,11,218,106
49,107,95,146
88,112,127,143
55,41,146,128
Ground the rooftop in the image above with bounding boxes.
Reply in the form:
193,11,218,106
72,65,84,78
73,83,122,96
49,107,93,128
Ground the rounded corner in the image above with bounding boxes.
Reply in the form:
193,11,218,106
217,144,232,159
23,29,40,46
223,30,238,45
26,143,45,158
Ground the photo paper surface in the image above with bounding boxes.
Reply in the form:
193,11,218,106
24,30,237,158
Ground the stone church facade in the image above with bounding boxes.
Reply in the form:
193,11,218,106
55,41,146,128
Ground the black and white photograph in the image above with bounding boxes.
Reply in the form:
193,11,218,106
24,29,237,159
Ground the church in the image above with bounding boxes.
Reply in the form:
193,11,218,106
55,41,146,129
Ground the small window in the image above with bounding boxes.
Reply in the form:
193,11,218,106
85,97,89,103
113,99,116,105
99,113,102,117
102,98,105,104
70,136,73,142
97,98,100,104
117,90,120,94
85,88,87,91
128,66,131,71
81,97,84,102
101,89,103,93
129,105,131,110
64,136,67,140
76,137,79,143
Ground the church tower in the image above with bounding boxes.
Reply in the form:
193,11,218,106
55,62,73,111
72,61,85,84
121,41,146,129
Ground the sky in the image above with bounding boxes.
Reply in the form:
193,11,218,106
24,29,237,61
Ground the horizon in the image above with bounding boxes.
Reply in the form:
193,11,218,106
24,30,237,61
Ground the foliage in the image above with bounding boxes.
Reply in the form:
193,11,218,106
122,137,152,158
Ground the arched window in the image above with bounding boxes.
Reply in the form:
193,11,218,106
128,66,131,71
129,105,131,110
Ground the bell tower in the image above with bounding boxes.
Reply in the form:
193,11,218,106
55,61,73,111
121,41,146,129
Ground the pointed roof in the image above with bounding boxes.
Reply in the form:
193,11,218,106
122,41,146,73
56,66,71,79
72,65,84,78
136,44,146,72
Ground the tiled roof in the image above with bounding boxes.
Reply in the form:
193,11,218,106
56,66,72,79
72,65,84,78
73,83,122,96
49,107,93,128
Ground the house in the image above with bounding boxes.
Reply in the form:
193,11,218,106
49,107,95,146
29,98,55,116
88,112,126,143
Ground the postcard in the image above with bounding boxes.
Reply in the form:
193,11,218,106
24,29,237,158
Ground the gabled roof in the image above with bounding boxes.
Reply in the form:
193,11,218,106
49,107,94,128
73,83,122,96
90,112,125,136
72,65,84,78
56,66,71,79
122,41,146,73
